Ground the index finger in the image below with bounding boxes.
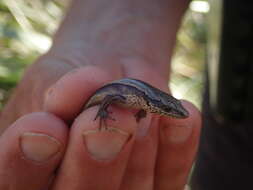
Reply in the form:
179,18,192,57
155,101,202,190
44,66,114,121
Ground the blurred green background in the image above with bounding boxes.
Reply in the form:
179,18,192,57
0,0,207,111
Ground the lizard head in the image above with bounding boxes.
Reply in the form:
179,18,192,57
149,93,189,118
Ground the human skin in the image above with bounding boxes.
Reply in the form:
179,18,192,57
0,0,201,189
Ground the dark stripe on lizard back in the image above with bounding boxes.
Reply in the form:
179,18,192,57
84,83,151,109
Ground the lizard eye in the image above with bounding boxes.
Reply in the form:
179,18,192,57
163,106,171,112
165,107,172,112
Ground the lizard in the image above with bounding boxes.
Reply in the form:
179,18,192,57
84,78,189,128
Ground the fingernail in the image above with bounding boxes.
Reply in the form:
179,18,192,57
20,132,61,162
168,125,192,143
83,127,130,160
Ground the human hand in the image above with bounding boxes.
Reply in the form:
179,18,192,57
0,64,201,190
0,0,199,189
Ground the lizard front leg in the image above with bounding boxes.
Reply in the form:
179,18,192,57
94,94,126,129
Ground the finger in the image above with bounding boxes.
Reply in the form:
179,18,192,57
52,106,137,190
44,65,114,121
120,115,159,190
0,112,68,190
155,101,201,190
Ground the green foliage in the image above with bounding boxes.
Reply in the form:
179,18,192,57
0,0,66,109
171,8,207,108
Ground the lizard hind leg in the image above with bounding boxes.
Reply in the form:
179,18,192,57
134,109,147,122
94,94,126,130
